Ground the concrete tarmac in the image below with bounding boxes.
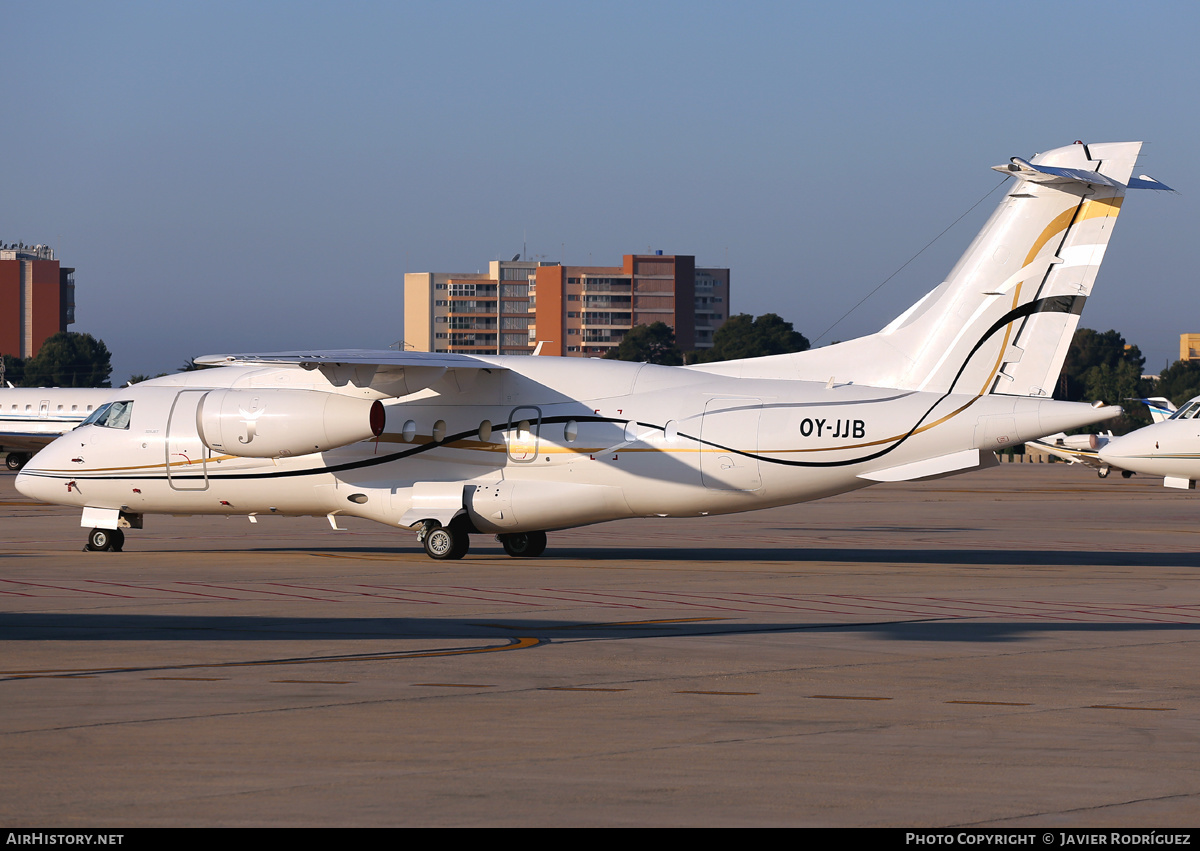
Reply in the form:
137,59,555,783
2,465,1199,827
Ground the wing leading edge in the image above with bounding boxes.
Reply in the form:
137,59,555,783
194,349,509,399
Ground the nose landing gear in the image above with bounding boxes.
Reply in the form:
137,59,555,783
84,527,124,552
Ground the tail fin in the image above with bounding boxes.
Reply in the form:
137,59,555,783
697,141,1167,396
1137,396,1177,423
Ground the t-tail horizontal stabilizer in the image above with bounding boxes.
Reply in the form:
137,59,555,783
993,156,1173,192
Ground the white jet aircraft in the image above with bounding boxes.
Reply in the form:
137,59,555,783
1098,395,1200,490
1,387,115,469
16,141,1171,557
1025,397,1176,477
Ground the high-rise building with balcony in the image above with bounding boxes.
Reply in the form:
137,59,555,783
404,259,553,356
404,253,728,357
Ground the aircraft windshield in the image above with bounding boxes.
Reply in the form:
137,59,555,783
1169,399,1200,420
80,401,134,429
79,403,112,427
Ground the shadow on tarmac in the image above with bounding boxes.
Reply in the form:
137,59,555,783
2,611,1196,644
19,543,1193,568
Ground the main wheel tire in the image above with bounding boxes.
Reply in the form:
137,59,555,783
85,527,123,552
423,522,469,560
6,453,28,471
1098,467,1110,479
499,530,547,558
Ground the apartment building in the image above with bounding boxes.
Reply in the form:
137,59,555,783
404,259,553,356
405,253,728,357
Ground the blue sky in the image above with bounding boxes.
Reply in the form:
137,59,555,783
3,0,1197,382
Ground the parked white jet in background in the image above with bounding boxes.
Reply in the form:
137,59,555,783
17,141,1171,557
1099,395,1200,489
1025,397,1176,477
1,387,115,469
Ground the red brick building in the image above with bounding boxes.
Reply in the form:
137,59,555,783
0,243,75,359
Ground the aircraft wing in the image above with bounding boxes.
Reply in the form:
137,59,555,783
194,349,505,370
194,349,508,398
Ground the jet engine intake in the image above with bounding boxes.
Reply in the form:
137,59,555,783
196,389,384,458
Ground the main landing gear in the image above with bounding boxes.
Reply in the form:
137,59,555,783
84,527,124,552
5,452,30,471
498,531,547,558
419,517,472,560
415,519,550,560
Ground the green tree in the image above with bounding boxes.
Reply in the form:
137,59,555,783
1058,328,1144,401
1,354,24,386
22,332,112,388
1057,328,1152,433
605,322,684,365
697,313,809,363
1155,359,1200,407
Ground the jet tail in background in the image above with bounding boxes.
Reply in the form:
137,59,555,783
695,141,1171,397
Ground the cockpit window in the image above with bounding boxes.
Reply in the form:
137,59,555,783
80,403,112,427
80,401,134,429
1170,400,1200,420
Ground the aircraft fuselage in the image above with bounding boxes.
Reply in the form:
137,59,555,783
17,357,1116,537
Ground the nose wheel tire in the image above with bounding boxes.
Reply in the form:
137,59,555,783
498,531,547,558
422,521,470,560
84,527,124,552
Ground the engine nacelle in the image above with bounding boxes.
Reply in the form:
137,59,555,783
1054,433,1105,451
196,389,384,458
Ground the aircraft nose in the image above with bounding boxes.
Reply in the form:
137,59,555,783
1098,431,1152,468
14,447,71,504
14,467,50,501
